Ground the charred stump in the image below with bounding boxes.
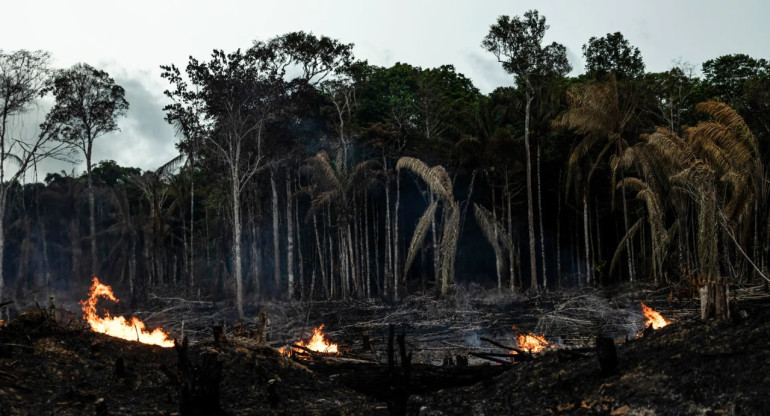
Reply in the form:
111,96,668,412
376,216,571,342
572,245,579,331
595,336,618,376
700,282,730,321
387,325,411,416
168,337,225,416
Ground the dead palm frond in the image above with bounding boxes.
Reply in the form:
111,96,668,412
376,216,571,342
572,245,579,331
397,157,459,294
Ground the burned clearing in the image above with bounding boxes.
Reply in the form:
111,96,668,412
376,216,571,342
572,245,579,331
1,285,768,415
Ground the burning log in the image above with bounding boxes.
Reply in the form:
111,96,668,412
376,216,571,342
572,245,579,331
279,324,339,357
80,277,174,348
479,337,534,361
640,303,670,329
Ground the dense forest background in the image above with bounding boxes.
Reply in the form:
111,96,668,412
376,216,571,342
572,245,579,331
2,11,768,318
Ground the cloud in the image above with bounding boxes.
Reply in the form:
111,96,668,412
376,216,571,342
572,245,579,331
463,51,515,94
34,70,180,178
90,72,179,173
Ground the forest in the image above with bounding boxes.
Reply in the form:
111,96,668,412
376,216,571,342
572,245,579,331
1,9,769,415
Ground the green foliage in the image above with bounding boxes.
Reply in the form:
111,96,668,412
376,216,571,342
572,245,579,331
582,32,645,79
482,10,572,88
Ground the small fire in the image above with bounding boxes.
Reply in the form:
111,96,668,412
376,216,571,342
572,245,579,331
512,326,553,353
641,302,670,330
80,277,174,348
279,324,339,356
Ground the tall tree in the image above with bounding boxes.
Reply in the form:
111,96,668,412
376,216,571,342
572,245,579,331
0,49,60,299
163,49,286,318
42,63,128,278
482,10,571,291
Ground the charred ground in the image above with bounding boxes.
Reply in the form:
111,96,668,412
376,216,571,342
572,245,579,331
0,285,768,415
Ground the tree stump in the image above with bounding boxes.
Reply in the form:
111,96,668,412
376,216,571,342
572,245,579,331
700,282,730,321
595,336,618,376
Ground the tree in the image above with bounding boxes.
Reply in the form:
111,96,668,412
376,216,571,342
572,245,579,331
702,54,769,108
303,151,377,298
42,63,128,278
482,10,571,291
163,49,285,318
398,157,459,295
553,76,639,285
582,32,645,79
0,49,61,299
616,101,763,319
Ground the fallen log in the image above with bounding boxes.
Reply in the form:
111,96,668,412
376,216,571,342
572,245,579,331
468,352,515,365
479,337,535,360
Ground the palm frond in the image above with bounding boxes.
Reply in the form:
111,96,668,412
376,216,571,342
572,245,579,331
403,200,439,276
396,157,449,198
609,218,642,277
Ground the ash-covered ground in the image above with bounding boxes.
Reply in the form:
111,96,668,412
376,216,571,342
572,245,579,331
1,284,767,415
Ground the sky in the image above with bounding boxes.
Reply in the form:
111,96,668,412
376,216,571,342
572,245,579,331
3,0,770,178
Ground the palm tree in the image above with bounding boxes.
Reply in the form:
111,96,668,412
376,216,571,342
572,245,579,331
615,101,763,320
553,75,638,285
473,203,514,292
397,157,459,295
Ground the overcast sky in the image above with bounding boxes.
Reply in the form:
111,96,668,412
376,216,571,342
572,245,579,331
4,0,770,177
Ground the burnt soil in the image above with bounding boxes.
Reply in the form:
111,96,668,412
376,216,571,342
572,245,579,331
1,286,768,415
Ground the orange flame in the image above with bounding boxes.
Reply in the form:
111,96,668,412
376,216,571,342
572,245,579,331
641,302,670,330
510,326,553,354
80,277,174,348
280,324,338,356
516,332,551,353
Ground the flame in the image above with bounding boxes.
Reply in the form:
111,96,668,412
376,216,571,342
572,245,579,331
510,326,553,354
80,277,174,348
516,332,551,353
641,302,670,330
279,324,338,356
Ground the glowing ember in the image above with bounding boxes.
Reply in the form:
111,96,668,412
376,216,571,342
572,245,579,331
279,324,339,356
641,302,670,330
80,277,174,348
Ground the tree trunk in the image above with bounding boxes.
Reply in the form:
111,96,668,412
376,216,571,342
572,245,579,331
524,90,538,292
232,170,244,320
583,190,592,286
594,198,602,285
0,196,5,299
286,171,294,300
556,171,562,288
537,141,547,289
87,160,98,277
700,283,730,321
313,214,327,299
250,220,261,297
393,168,400,300
507,181,515,292
431,192,440,289
271,170,282,295
364,189,371,298
492,188,502,293
621,172,635,283
383,156,392,299
189,162,195,291
294,176,304,299
347,223,357,297
327,207,335,298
